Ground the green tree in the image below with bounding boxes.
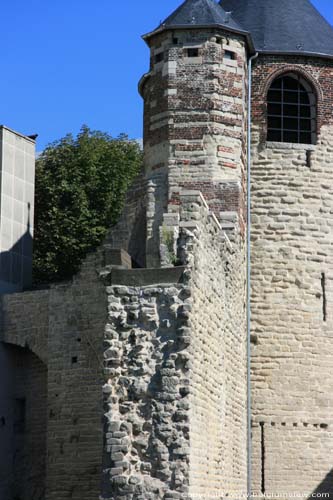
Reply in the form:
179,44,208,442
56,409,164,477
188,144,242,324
33,125,142,284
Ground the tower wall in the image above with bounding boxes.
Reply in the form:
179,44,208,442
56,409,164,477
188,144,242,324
102,192,247,499
141,28,248,266
250,55,333,497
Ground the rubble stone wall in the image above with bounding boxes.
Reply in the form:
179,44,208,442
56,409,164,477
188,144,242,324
102,281,191,499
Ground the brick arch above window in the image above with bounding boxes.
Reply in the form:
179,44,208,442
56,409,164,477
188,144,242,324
262,66,323,104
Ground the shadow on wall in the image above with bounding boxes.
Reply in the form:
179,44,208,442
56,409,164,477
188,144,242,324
308,470,333,499
0,322,48,500
0,202,33,292
128,205,147,268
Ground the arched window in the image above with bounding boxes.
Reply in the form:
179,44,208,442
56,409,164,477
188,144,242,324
267,73,316,144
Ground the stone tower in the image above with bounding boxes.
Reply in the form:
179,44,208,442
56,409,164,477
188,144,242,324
139,0,253,267
221,0,333,496
102,0,253,497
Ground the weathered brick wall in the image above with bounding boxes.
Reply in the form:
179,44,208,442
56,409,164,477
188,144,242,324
102,192,247,499
251,54,333,498
141,28,248,265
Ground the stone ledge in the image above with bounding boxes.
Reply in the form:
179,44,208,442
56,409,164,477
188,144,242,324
110,266,186,286
265,141,316,151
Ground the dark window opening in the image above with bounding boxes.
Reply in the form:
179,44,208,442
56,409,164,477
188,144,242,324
172,37,178,45
224,50,236,60
187,48,199,58
267,73,316,144
154,52,163,63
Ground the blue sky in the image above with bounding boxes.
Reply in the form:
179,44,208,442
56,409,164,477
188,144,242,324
1,0,332,150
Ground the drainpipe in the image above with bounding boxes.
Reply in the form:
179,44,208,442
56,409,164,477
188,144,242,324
247,51,258,500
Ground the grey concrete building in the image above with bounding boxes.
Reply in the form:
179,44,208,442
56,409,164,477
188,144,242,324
0,126,36,500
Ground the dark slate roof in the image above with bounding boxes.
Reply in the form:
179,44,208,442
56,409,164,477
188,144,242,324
143,0,254,50
161,0,244,31
220,0,333,58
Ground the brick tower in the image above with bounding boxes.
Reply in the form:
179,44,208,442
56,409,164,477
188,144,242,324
139,0,253,267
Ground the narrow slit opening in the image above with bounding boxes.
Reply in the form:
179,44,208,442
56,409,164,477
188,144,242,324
321,272,327,322
260,422,266,495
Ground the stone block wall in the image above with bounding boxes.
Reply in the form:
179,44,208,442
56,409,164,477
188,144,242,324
46,251,107,500
106,171,147,268
0,289,49,362
0,249,108,500
179,194,247,499
250,54,333,498
0,290,49,500
102,191,247,499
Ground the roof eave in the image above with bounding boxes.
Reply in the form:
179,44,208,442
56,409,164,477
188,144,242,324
257,49,333,61
142,24,255,54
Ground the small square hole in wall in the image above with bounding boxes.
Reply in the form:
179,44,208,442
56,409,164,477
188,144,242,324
71,356,78,364
187,48,199,58
224,50,236,60
155,52,163,63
